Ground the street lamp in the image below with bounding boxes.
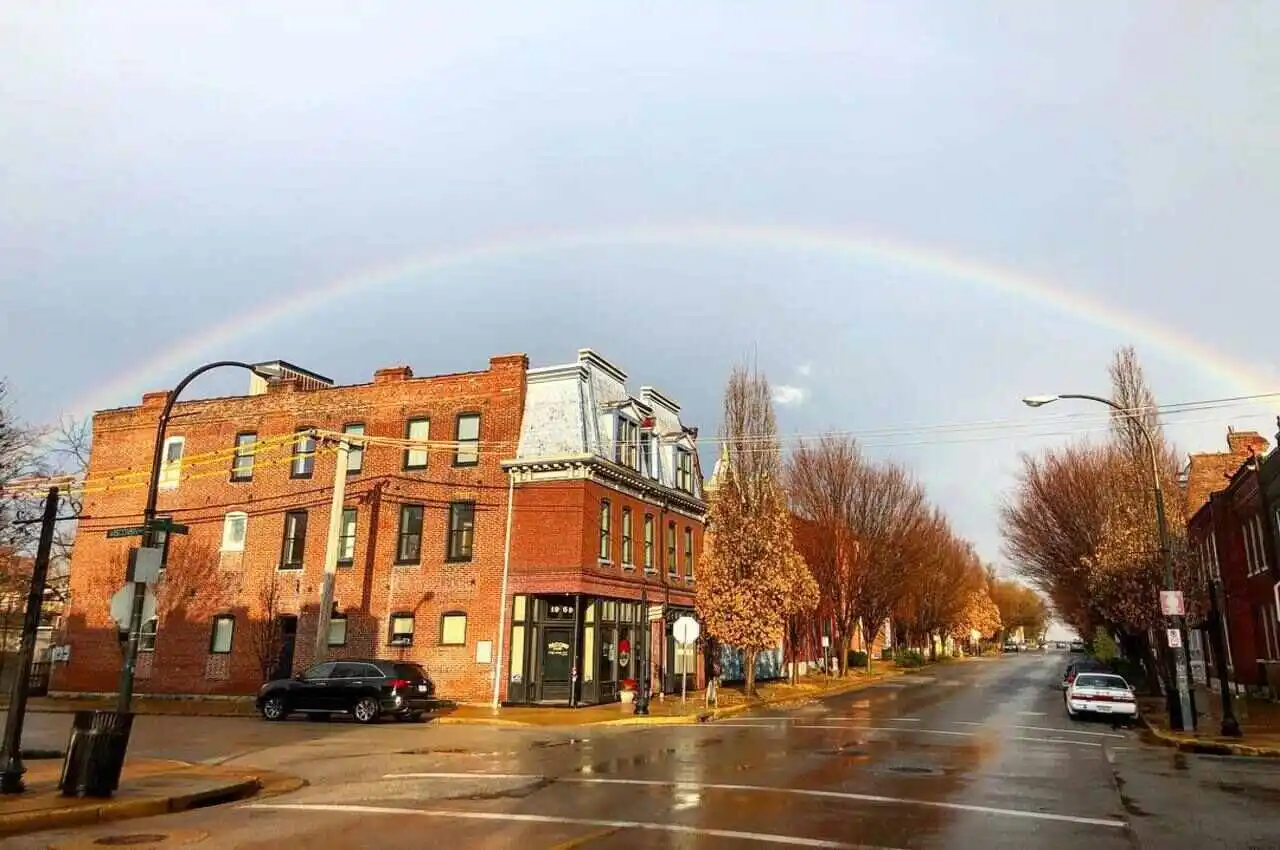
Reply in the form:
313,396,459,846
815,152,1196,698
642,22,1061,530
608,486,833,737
1021,392,1196,731
634,579,650,715
117,361,284,712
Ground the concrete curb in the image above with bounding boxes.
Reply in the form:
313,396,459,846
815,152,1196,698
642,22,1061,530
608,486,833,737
0,776,261,839
1138,713,1280,758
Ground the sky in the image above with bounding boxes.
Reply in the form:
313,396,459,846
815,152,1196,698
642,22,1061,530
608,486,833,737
3,2,1278,577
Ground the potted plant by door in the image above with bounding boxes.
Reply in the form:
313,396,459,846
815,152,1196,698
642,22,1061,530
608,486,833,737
619,678,637,704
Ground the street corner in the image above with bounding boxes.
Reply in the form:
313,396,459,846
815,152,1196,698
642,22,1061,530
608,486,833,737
0,759,296,840
1138,713,1280,758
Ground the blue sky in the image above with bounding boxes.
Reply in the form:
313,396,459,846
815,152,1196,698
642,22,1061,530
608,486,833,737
3,2,1277,569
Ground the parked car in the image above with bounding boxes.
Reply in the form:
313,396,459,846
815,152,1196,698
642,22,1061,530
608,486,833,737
1003,641,1020,653
1069,639,1085,653
1061,658,1107,690
1064,672,1137,722
257,659,436,723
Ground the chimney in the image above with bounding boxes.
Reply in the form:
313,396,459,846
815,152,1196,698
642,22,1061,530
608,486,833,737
1226,429,1268,458
374,366,414,384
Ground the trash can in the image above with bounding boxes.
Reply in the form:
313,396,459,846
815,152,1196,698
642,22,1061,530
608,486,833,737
58,710,134,798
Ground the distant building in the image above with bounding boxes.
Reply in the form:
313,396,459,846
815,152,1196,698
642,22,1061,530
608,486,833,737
54,349,706,706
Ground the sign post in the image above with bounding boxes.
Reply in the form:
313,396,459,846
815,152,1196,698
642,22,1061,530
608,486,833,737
672,616,700,704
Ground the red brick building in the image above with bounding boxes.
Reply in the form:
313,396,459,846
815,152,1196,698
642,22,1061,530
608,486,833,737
54,349,707,706
1185,427,1280,696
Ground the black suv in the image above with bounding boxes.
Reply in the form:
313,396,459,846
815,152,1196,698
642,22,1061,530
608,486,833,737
256,659,435,723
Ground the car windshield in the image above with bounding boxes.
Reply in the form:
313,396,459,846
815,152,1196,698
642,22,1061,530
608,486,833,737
393,663,429,680
1075,675,1127,689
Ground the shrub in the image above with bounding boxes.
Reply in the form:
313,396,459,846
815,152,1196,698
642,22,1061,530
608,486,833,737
881,647,894,661
895,649,927,669
1092,627,1119,664
846,650,869,670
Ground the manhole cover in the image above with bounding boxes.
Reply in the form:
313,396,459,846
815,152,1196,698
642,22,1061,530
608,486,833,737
95,836,169,847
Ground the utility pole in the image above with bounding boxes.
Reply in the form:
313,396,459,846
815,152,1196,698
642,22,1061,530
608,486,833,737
1,487,61,793
312,436,350,666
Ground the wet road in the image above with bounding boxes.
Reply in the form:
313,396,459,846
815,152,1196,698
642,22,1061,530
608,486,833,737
12,652,1280,849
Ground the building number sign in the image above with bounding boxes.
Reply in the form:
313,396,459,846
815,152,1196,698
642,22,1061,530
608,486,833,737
548,603,576,620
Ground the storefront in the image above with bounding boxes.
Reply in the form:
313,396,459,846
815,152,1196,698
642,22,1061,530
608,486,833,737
504,593,650,706
661,605,698,695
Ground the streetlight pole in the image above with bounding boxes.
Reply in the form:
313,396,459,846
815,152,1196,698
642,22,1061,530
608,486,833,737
117,361,282,712
1023,393,1196,731
634,578,650,715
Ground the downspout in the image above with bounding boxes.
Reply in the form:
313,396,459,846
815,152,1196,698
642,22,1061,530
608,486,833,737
491,470,516,709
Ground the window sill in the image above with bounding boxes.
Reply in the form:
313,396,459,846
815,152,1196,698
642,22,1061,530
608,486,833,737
403,465,428,472
278,565,303,571
289,473,314,481
220,548,245,555
452,460,480,468
393,560,421,568
598,560,614,567
644,567,656,574
229,476,253,484
440,642,466,648
622,563,635,571
337,560,354,568
445,556,474,564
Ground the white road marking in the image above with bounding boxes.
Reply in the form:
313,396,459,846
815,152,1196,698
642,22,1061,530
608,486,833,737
381,772,541,781
555,779,1127,828
705,723,1105,747
1014,736,1102,748
1017,711,1048,716
246,804,899,849
946,722,1124,739
888,717,921,722
1104,748,1116,765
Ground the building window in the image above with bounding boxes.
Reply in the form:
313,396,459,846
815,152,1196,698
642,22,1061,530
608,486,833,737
327,614,347,647
615,416,639,469
343,423,365,474
404,418,430,470
454,414,480,466
684,526,694,579
440,612,467,646
209,615,235,654
447,501,475,562
640,433,654,478
644,514,654,571
667,521,677,576
338,508,357,564
676,450,693,493
280,510,307,570
599,500,612,562
621,508,633,566
221,511,248,552
159,436,184,490
139,618,158,652
397,504,424,564
291,429,315,478
390,613,415,646
231,432,256,481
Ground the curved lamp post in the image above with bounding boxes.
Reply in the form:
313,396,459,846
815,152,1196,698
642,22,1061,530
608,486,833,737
1022,393,1196,732
116,361,284,712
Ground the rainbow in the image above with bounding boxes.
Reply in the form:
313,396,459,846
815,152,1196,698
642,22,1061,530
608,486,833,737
74,223,1276,414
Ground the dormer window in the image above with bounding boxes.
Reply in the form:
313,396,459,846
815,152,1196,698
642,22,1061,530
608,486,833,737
615,415,639,470
640,433,654,478
676,449,694,493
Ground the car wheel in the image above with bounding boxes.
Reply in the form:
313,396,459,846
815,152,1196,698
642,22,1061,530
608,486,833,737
352,696,380,724
261,696,288,722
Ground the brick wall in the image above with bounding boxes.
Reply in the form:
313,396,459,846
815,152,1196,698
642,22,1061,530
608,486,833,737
55,354,529,703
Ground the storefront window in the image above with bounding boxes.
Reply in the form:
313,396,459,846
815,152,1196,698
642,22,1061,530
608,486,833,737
583,625,596,683
510,625,525,682
618,626,634,680
600,626,615,682
513,596,527,621
602,600,616,620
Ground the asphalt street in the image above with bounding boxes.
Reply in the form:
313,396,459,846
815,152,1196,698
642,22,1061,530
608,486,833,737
10,652,1280,849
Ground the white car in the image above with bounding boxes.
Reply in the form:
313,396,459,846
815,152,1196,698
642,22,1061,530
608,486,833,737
1065,672,1137,722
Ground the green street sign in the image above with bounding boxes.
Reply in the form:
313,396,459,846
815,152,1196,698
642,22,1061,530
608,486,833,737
106,526,147,539
147,519,190,535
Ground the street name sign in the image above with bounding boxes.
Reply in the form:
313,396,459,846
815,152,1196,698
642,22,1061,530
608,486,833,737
106,526,147,539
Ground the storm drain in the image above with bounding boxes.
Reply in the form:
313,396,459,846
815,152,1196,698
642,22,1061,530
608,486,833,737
94,836,169,847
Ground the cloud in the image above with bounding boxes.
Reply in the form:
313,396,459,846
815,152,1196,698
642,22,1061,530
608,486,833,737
772,385,807,406
796,362,812,377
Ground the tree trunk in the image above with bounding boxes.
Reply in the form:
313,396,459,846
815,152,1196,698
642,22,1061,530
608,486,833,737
861,621,878,673
744,650,758,698
928,631,938,662
838,633,853,677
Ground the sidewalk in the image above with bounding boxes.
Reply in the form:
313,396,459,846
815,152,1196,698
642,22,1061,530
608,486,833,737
1139,686,1280,757
16,663,916,727
0,757,301,839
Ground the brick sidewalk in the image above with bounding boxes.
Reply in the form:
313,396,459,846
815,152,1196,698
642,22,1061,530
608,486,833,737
1140,686,1280,756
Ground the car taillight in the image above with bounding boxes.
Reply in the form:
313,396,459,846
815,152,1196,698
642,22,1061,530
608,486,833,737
389,678,410,690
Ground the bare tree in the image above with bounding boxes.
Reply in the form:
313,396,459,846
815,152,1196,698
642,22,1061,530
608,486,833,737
247,574,285,683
